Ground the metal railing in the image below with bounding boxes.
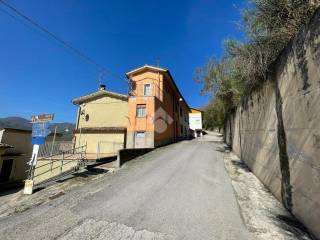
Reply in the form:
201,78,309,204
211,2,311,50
38,141,74,158
27,144,87,184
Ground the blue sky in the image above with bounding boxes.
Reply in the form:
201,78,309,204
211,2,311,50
0,0,244,123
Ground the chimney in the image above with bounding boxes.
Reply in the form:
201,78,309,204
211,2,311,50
99,84,106,91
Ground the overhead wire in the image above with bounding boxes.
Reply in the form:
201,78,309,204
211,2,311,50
0,0,126,86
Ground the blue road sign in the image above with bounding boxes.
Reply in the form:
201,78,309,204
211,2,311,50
32,136,46,145
32,122,51,138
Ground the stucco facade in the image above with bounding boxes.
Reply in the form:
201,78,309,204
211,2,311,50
0,128,32,184
72,87,128,159
126,65,190,148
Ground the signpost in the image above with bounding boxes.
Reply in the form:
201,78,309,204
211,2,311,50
24,114,54,195
31,114,54,123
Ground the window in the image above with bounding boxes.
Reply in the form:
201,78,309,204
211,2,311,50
136,104,147,117
136,132,145,138
180,107,183,117
85,114,89,122
144,84,151,96
181,125,183,134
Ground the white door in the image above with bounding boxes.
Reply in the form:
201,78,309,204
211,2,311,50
135,132,145,148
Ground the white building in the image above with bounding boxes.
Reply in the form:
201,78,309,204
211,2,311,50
189,108,203,137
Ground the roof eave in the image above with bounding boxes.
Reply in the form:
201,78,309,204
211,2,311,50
72,90,128,105
126,65,167,77
165,70,191,110
190,107,203,113
126,65,190,110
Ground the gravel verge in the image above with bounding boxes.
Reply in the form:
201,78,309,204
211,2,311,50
223,149,315,240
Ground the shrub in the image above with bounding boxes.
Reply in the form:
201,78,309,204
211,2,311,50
195,0,320,129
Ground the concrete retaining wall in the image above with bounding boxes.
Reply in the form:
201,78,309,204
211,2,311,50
117,148,154,167
226,9,320,238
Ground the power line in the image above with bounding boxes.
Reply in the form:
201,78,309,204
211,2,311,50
0,0,125,85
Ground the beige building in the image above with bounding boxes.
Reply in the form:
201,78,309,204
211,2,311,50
72,85,128,160
0,128,32,185
0,143,14,183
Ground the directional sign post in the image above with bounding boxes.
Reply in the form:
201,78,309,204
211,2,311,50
24,114,54,195
31,121,51,146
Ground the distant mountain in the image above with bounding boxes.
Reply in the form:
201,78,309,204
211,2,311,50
0,117,31,130
0,117,75,134
50,122,75,133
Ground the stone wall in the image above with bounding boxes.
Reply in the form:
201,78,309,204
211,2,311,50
226,8,320,238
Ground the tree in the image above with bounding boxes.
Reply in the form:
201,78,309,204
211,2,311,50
194,56,244,130
195,0,320,130
203,99,225,132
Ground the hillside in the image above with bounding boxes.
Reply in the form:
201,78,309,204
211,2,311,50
0,117,32,130
0,117,75,140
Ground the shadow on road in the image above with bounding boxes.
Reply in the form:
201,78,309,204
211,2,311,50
33,168,109,193
214,146,226,152
0,187,22,197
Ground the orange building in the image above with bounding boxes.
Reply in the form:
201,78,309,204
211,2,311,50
126,65,190,148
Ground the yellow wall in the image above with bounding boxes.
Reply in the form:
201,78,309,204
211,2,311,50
75,133,125,159
33,159,78,185
0,155,29,183
77,95,128,128
74,94,128,159
2,131,32,156
0,130,32,183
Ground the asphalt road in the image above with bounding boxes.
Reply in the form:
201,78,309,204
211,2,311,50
0,132,249,240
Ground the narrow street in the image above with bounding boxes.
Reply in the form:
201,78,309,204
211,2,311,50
0,132,249,240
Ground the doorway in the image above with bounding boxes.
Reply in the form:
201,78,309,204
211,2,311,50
135,132,145,148
0,159,13,182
